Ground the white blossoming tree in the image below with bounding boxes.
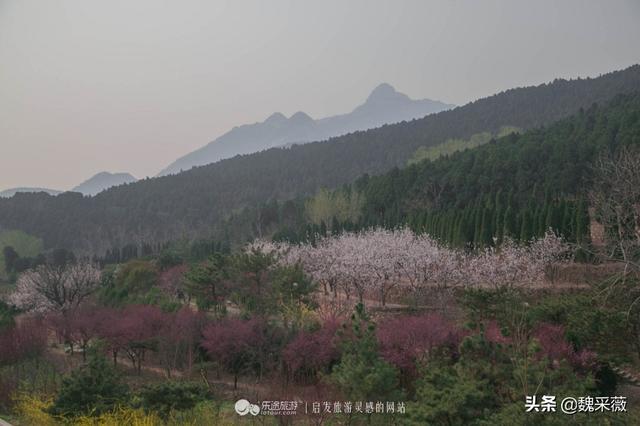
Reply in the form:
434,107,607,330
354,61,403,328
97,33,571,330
8,263,101,314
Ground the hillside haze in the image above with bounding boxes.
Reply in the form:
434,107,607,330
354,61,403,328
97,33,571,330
158,84,454,176
0,65,639,253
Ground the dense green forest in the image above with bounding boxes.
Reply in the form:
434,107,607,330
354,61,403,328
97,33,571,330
0,65,639,255
226,93,640,249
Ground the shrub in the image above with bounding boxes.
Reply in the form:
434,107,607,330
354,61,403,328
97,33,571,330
49,349,130,418
137,381,210,419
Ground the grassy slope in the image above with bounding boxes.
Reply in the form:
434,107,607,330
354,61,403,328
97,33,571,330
0,230,43,280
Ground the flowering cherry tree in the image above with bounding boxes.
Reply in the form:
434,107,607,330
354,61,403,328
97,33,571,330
246,228,572,306
465,231,570,290
9,263,101,314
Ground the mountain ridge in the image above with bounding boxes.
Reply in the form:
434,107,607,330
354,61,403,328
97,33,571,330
1,172,137,198
71,172,137,196
0,187,62,198
157,84,454,176
1,64,639,253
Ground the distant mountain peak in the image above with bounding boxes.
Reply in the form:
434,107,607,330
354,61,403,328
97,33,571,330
289,111,313,123
366,83,409,103
265,112,287,124
72,171,137,196
158,83,454,176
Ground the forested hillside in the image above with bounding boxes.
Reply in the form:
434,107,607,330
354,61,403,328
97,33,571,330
1,65,639,254
225,93,640,250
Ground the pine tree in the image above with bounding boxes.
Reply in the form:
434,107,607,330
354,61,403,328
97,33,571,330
493,191,504,244
519,210,531,242
503,205,516,239
331,303,403,402
49,348,130,418
480,207,493,246
575,197,590,245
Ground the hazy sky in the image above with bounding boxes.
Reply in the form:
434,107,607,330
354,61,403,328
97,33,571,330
1,0,639,190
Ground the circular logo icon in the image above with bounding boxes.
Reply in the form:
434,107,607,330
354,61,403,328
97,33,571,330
235,399,261,416
250,403,261,416
235,399,251,416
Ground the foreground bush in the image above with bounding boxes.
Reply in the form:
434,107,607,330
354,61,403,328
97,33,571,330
136,381,210,419
13,393,230,426
49,350,130,418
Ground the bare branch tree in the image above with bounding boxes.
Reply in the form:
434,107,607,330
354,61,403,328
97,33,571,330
590,146,640,275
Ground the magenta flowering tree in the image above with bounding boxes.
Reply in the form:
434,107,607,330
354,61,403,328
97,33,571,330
483,320,511,345
532,323,596,370
201,317,265,389
482,320,595,371
95,304,167,374
157,306,207,377
0,317,47,366
282,319,340,383
47,303,105,360
377,314,463,379
117,304,167,375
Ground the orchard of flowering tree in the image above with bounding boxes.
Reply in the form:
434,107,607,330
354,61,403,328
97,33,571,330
0,221,639,424
252,227,572,306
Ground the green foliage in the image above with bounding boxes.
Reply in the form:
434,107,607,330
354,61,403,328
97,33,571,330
356,94,640,246
136,381,210,419
331,303,403,402
405,332,606,425
269,263,317,330
0,300,16,330
408,126,521,165
229,249,276,315
528,292,632,363
49,349,130,418
406,358,495,425
185,253,231,312
304,187,363,228
0,229,43,280
156,248,185,269
460,287,527,327
98,260,159,306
